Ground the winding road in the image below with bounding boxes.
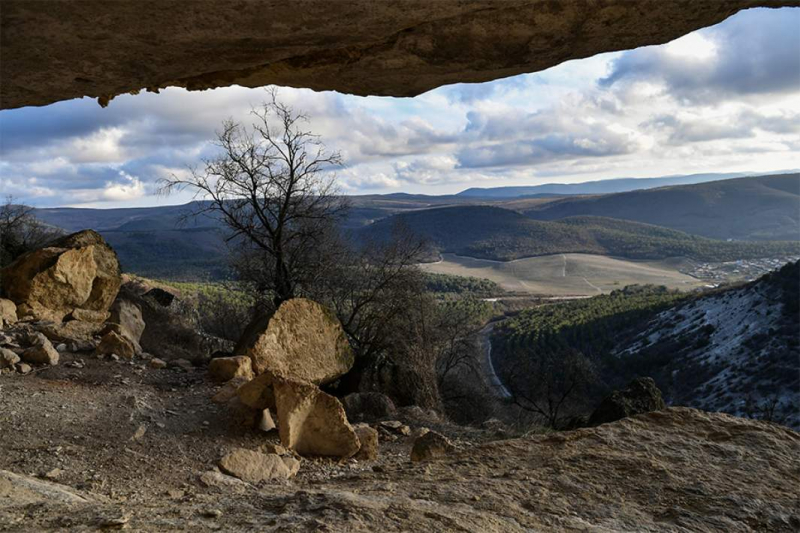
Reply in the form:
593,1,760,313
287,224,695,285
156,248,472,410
480,323,512,399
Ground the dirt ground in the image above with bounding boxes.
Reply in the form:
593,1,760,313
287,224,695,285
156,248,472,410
2,351,799,532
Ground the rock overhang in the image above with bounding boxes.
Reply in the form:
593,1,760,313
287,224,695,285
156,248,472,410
1,0,797,110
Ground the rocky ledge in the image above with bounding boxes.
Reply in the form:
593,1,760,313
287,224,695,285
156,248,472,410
1,0,794,109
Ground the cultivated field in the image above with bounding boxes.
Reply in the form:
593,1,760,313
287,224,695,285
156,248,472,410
420,253,705,296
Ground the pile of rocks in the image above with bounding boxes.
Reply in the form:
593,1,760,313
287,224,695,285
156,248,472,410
212,298,374,463
0,230,150,372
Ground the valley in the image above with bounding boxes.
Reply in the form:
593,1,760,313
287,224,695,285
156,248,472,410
420,253,705,296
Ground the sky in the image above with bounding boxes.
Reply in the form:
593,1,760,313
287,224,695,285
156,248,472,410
0,7,798,208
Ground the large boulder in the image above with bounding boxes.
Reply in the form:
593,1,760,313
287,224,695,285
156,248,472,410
95,330,136,360
273,377,360,458
236,298,353,385
0,230,121,323
588,377,666,426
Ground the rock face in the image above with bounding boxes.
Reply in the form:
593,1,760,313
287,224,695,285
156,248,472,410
209,356,254,383
0,230,121,323
273,377,360,458
218,448,295,482
589,377,666,426
238,298,353,385
0,1,791,109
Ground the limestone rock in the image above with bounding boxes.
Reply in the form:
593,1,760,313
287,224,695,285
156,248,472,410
1,1,787,109
96,331,136,360
258,409,276,433
281,457,301,477
37,320,105,345
22,343,59,366
353,424,379,461
273,377,360,458
16,363,32,374
218,448,294,482
0,230,121,322
236,372,276,410
108,298,145,345
237,298,353,385
69,309,110,323
342,392,396,422
0,299,17,326
0,348,20,369
410,431,454,462
209,356,254,383
589,377,666,426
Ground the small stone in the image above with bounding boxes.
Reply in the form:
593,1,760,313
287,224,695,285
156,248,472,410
44,468,63,480
258,409,276,432
56,343,68,352
16,363,32,374
353,424,379,461
0,347,21,369
148,358,167,369
131,424,147,441
410,431,455,462
109,354,120,361
96,330,136,360
22,343,59,366
260,443,286,455
198,469,247,488
379,420,403,430
218,448,293,482
170,358,193,372
282,457,301,477
202,509,222,518
167,488,184,499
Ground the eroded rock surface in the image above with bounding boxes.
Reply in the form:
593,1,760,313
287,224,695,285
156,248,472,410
1,1,793,109
0,230,121,323
238,298,353,385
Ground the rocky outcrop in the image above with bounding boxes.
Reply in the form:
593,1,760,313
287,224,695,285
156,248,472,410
0,1,792,109
588,377,665,426
273,377,360,458
237,298,353,384
0,230,121,323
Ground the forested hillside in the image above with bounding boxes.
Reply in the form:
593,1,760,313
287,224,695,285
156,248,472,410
522,174,800,241
491,262,800,428
360,205,800,262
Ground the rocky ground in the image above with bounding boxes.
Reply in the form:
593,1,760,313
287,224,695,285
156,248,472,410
2,351,799,532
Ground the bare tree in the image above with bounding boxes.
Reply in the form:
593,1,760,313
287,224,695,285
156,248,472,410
500,347,597,429
160,89,347,306
0,196,59,267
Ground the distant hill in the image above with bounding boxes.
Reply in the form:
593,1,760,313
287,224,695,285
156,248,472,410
358,205,800,262
457,171,760,198
522,174,800,241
